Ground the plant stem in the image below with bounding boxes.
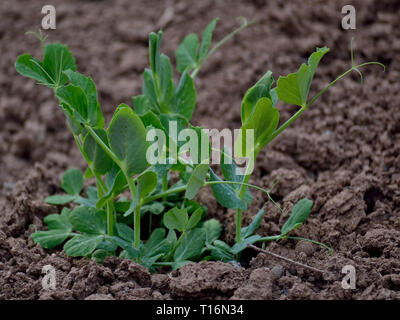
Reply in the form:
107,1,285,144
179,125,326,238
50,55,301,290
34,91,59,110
122,170,140,248
106,200,115,236
134,204,141,249
248,244,328,274
191,18,254,79
287,236,333,254
142,185,187,204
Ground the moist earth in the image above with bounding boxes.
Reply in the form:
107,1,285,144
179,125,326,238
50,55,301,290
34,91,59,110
0,0,399,300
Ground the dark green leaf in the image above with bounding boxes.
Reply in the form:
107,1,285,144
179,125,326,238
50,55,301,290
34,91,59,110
199,18,218,62
220,148,252,205
137,171,157,200
236,97,279,156
61,168,84,196
32,230,71,249
231,234,261,254
241,207,264,238
174,228,206,262
92,249,114,263
83,128,113,174
42,43,77,87
63,234,103,257
15,43,76,88
281,198,313,235
116,223,134,243
174,71,196,123
175,33,199,72
69,206,106,235
163,207,188,232
186,208,203,230
241,71,274,122
201,219,222,245
209,169,247,210
185,163,208,200
107,104,149,176
63,70,103,127
276,47,330,107
45,194,76,205
44,208,72,231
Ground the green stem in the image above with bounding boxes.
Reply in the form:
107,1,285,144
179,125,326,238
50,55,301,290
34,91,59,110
235,174,251,243
106,200,115,236
134,204,141,249
287,236,333,254
191,18,254,79
142,185,187,204
122,170,140,248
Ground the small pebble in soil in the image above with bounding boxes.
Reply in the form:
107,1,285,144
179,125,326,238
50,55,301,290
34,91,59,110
295,240,315,256
228,260,242,269
270,264,284,280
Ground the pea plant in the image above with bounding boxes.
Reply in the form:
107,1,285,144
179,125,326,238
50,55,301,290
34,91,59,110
16,18,384,270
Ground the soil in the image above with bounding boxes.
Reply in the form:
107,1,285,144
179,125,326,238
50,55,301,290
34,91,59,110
1,0,399,300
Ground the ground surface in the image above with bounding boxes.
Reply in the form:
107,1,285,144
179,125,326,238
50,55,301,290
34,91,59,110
0,0,399,300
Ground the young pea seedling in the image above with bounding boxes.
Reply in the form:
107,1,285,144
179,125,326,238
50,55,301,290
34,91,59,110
16,18,384,270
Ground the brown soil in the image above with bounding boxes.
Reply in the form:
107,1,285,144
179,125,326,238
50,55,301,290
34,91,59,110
1,0,399,300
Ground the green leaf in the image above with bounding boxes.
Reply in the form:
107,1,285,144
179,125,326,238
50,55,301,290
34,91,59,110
208,240,234,262
241,71,274,122
83,128,113,174
156,54,175,109
231,234,261,254
142,228,172,262
174,228,206,262
143,228,166,252
63,70,104,127
209,169,247,210
92,249,114,263
108,236,139,259
241,207,265,238
202,219,222,245
143,69,159,111
186,208,203,230
42,43,77,87
137,171,157,200
141,202,165,215
107,104,149,175
276,47,330,107
61,168,84,196
199,18,218,62
44,208,72,231
174,71,196,123
116,223,134,242
15,43,76,88
45,194,76,205
15,54,53,86
235,97,279,156
56,85,90,124
281,198,313,236
149,31,163,73
32,230,71,249
133,95,153,115
64,234,103,257
185,163,209,200
163,207,188,232
69,206,106,235
220,148,252,205
175,33,199,72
